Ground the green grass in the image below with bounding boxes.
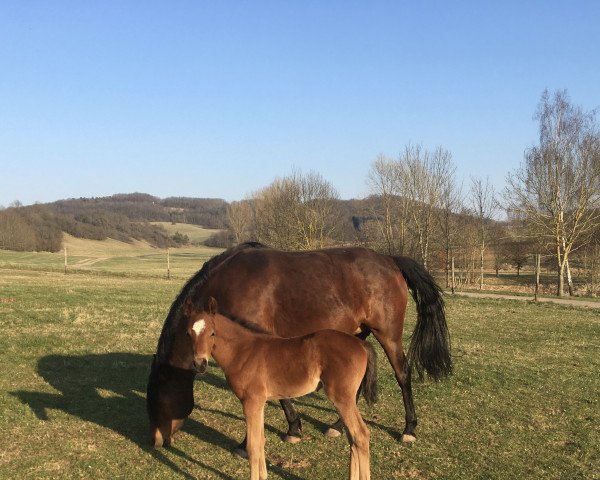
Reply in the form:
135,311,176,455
1,253,598,478
0,233,223,279
151,222,222,245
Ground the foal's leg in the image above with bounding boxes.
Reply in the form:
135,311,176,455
373,333,416,442
325,385,362,437
326,329,372,438
236,399,301,456
243,399,268,480
335,400,371,480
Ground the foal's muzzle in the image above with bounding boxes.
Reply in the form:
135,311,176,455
193,357,208,374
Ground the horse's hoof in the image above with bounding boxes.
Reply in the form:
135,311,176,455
401,434,417,443
233,447,248,459
283,435,302,444
324,428,342,438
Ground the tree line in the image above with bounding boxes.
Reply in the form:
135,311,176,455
225,90,600,297
1,90,599,296
0,194,229,251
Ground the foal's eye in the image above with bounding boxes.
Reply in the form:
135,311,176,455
210,332,216,337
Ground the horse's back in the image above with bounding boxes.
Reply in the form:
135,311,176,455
203,246,409,336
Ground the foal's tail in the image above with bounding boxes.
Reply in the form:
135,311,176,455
361,342,378,406
392,256,453,381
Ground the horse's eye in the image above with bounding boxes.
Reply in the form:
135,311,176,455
211,332,216,337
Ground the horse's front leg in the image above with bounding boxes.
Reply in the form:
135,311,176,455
234,399,301,458
243,399,267,480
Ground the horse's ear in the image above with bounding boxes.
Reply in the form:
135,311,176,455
207,296,218,315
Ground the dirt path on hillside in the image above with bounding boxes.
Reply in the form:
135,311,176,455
448,290,600,310
73,257,109,267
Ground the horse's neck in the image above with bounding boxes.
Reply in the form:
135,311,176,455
212,315,261,370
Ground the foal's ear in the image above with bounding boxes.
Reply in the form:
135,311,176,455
206,296,218,315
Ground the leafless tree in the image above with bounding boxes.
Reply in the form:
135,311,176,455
505,89,600,296
437,172,463,287
251,170,341,250
227,200,254,245
470,176,496,289
400,145,454,268
366,155,407,255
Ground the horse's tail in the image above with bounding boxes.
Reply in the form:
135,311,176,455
361,342,378,406
392,256,452,381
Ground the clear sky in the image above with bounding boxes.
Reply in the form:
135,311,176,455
1,1,599,207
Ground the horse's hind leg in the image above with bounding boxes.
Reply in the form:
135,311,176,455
373,333,416,442
280,399,302,443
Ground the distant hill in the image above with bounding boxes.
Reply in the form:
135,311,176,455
0,192,383,253
0,193,228,252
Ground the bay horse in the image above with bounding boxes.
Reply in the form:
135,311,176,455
184,295,376,480
147,242,451,451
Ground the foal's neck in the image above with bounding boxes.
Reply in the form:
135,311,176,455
212,314,266,370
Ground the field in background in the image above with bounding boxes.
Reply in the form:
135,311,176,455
0,226,224,279
0,260,598,478
150,222,219,245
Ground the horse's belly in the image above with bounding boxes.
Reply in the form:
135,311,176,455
267,376,321,400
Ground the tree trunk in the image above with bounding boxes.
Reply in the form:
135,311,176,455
565,258,574,296
445,245,450,288
479,247,484,290
557,265,565,297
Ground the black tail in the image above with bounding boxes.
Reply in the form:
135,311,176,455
392,256,452,381
361,342,378,406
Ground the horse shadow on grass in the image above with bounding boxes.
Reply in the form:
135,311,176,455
11,352,304,480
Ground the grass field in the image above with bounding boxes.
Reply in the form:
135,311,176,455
0,230,223,279
0,247,598,479
151,223,221,245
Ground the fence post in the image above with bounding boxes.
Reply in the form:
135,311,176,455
167,247,170,280
534,254,540,302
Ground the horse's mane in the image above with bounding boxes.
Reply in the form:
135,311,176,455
155,241,269,362
215,308,272,335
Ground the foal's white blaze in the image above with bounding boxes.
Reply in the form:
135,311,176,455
192,319,206,336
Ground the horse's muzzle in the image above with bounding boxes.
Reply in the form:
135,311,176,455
193,357,208,374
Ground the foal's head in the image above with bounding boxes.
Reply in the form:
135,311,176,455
184,296,218,374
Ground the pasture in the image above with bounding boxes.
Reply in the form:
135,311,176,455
0,251,598,479
0,231,223,278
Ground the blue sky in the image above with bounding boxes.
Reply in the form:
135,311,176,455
1,1,599,207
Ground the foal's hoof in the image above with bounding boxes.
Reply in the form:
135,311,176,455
324,428,342,438
233,447,248,459
283,435,302,444
401,433,417,443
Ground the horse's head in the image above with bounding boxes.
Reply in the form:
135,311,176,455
183,296,218,374
146,354,196,447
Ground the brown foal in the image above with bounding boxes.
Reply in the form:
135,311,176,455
184,296,377,480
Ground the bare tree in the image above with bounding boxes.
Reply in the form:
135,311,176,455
505,89,600,296
400,145,454,268
252,170,341,250
366,155,407,254
437,172,463,287
294,170,340,249
470,176,496,289
227,200,253,245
